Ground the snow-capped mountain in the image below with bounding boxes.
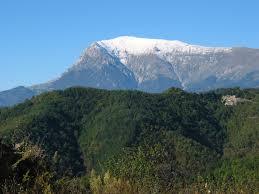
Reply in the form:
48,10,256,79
1,36,259,106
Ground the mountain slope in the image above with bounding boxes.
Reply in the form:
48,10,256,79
0,88,223,173
34,37,259,92
1,36,259,107
0,87,258,192
0,86,36,107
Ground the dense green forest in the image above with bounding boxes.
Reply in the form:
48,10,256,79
0,87,258,193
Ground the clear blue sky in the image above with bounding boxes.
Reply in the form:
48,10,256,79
0,0,258,91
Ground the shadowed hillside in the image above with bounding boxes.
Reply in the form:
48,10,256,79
0,87,258,193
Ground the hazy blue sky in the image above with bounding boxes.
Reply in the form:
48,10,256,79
0,0,258,91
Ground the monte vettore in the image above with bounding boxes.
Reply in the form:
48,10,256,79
1,36,259,107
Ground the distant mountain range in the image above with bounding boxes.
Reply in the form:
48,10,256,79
1,36,259,107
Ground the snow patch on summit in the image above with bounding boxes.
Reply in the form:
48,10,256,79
97,36,231,59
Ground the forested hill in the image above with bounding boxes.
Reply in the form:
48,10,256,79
0,87,258,193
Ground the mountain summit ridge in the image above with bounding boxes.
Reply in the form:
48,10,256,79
96,36,231,56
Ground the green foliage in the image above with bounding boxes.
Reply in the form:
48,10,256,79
0,87,258,193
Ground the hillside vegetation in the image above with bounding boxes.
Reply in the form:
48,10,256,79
0,87,258,193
